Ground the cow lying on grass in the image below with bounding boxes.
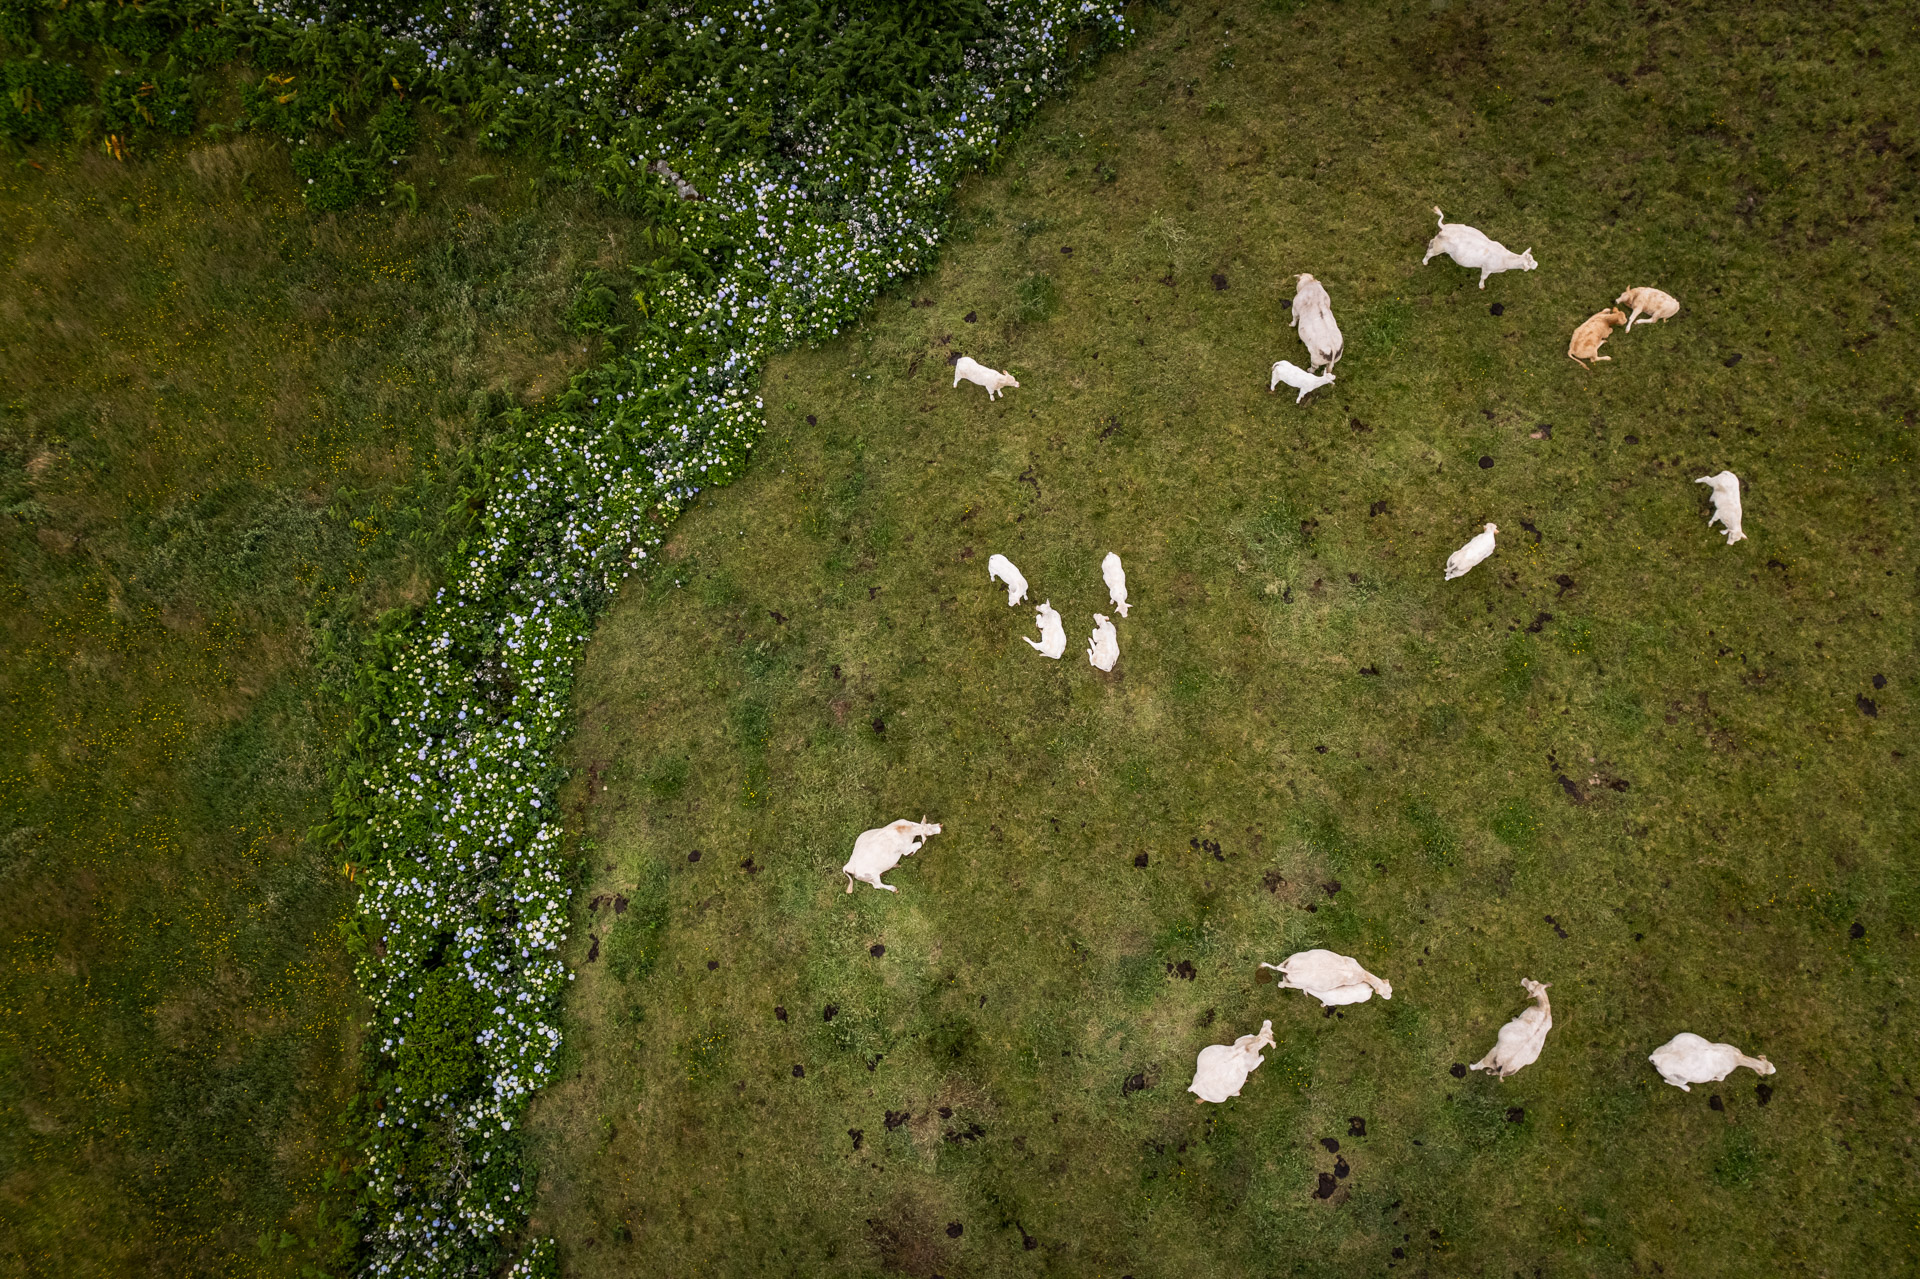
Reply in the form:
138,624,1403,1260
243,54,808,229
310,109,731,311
843,819,942,893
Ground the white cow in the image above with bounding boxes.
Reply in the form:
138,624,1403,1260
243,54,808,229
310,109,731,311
1444,523,1499,580
1423,207,1537,288
1695,471,1746,544
1469,979,1553,1080
842,819,942,893
1616,286,1680,330
1648,1032,1775,1092
987,553,1029,605
1291,273,1344,372
953,355,1019,399
1024,600,1066,659
1087,614,1118,671
1260,949,1393,1007
1188,1019,1277,1103
1269,359,1336,403
1101,552,1130,617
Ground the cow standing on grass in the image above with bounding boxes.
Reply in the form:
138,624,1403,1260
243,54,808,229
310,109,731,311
1422,207,1537,287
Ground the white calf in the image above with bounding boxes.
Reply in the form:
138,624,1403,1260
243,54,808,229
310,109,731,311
1695,471,1746,544
1444,523,1499,580
1024,600,1066,659
842,819,942,893
1101,552,1130,617
1260,949,1393,1006
1269,359,1336,403
987,553,1029,605
1188,1020,1277,1103
1469,979,1553,1080
953,355,1019,399
1422,207,1537,288
1086,614,1118,672
1291,273,1344,372
1648,1032,1775,1092
1616,286,1680,330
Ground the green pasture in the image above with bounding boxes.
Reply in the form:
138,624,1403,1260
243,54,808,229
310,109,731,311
0,143,624,1274
531,2,1915,1276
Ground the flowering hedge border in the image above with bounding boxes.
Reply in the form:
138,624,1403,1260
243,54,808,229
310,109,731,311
324,4,1135,1274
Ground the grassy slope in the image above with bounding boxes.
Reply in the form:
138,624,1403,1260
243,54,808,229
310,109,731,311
0,137,624,1275
533,1,1917,1274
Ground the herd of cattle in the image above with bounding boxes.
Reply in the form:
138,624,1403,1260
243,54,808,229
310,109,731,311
852,205,1772,1108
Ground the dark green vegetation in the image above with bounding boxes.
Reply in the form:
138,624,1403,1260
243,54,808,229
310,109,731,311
534,2,1916,1275
0,146,628,1274
0,0,608,201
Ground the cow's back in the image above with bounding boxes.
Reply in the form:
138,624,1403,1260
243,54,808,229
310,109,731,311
847,825,904,873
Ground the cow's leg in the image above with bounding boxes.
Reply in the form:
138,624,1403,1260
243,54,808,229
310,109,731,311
1478,270,1490,288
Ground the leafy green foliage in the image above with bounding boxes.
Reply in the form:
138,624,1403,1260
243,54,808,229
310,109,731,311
396,973,486,1101
291,139,383,211
99,71,195,137
0,58,87,143
0,0,38,48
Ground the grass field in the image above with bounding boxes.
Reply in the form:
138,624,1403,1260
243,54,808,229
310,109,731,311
530,2,1916,1275
0,141,629,1274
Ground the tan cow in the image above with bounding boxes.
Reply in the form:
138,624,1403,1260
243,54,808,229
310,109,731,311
1568,307,1629,369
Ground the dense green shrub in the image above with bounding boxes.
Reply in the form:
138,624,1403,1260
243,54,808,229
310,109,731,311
102,6,169,61
0,58,87,143
0,0,38,48
291,139,383,210
395,973,486,1103
99,70,195,137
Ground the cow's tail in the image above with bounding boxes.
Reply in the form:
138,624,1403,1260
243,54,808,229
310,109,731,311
844,872,855,893
1433,205,1446,228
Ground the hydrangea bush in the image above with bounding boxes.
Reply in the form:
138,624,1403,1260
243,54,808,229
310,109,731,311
322,3,1134,1274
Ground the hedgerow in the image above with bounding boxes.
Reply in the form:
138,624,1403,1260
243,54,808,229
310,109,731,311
298,3,1136,1275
